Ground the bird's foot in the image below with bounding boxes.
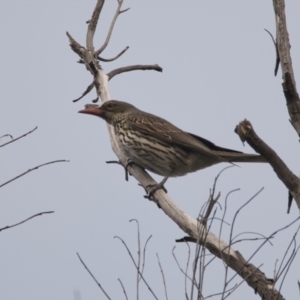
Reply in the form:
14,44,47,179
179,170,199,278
144,176,169,200
106,159,135,181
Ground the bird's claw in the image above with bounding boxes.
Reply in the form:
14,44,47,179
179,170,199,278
143,183,168,200
106,159,134,181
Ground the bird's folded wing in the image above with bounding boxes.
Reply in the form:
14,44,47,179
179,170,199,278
128,112,225,160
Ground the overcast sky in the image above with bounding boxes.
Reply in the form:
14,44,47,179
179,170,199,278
1,1,300,299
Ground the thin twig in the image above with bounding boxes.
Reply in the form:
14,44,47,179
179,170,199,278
0,127,37,148
276,224,300,283
98,46,129,62
232,231,273,246
114,236,159,300
118,278,129,300
0,211,54,232
223,264,264,300
278,246,300,296
0,134,13,140
226,216,300,286
107,64,163,80
95,0,127,56
264,28,280,76
171,246,195,288
156,253,169,300
129,219,141,299
77,253,111,300
0,160,69,189
72,82,95,102
141,235,152,278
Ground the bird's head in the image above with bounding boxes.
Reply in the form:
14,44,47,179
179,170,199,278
78,100,137,124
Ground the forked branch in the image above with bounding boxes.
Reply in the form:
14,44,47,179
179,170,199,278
95,0,129,56
235,119,300,210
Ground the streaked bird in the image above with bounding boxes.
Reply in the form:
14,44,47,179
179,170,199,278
79,100,266,193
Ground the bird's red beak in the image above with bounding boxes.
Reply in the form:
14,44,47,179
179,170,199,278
78,106,103,117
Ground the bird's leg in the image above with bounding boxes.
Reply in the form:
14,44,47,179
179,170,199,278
124,159,135,181
144,176,169,200
106,159,135,181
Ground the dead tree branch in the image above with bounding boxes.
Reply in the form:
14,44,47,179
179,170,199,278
86,0,105,52
0,160,69,189
273,0,300,134
108,64,163,80
114,236,159,300
0,127,37,148
98,46,129,62
77,252,111,300
95,0,128,56
235,119,300,210
72,82,95,102
0,211,54,232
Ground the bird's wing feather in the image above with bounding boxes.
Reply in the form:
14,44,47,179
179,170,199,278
127,112,226,160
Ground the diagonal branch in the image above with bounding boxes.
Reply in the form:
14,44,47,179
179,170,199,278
0,160,69,189
0,211,54,232
235,119,300,210
0,126,37,148
95,0,128,56
77,253,112,300
107,64,163,80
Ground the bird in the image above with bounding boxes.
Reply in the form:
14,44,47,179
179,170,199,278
79,100,266,194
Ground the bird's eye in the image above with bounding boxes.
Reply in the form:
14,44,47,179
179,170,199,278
107,103,113,109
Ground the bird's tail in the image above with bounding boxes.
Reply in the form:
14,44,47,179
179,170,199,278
222,153,266,163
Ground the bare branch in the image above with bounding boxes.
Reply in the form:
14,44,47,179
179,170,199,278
0,127,37,148
98,46,129,62
118,278,129,300
0,211,54,232
273,0,300,134
77,253,111,300
86,0,105,51
0,160,69,189
95,0,127,56
172,246,196,288
66,31,86,59
129,219,141,298
72,82,95,103
141,235,152,278
120,7,130,14
156,253,169,300
107,64,163,80
114,236,159,300
235,119,300,210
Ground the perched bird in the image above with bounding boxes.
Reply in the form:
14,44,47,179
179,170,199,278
79,100,266,192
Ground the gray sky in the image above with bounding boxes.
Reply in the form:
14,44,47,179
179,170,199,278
1,1,300,299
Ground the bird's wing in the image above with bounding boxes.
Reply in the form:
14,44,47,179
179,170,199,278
127,112,226,160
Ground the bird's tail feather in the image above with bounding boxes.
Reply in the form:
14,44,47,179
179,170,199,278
222,153,266,163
